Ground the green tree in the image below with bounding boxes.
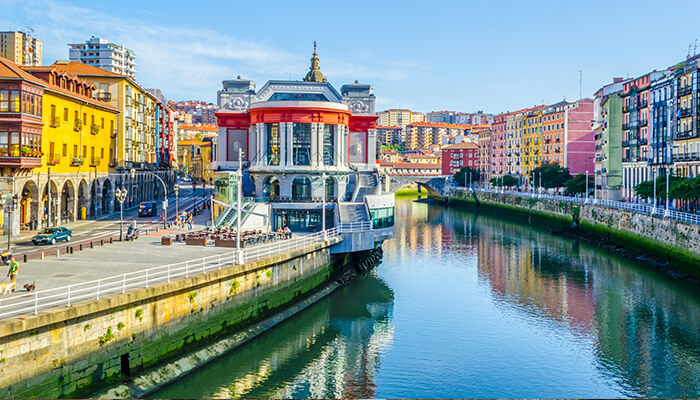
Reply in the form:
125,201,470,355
635,175,700,203
531,162,571,189
490,174,517,187
454,166,481,187
565,174,593,195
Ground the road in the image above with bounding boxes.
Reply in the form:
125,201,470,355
5,184,213,260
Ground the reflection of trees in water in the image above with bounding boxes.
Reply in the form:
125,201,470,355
149,273,394,399
444,203,700,398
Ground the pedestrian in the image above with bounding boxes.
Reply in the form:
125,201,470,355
6,257,19,292
186,212,193,230
284,225,292,239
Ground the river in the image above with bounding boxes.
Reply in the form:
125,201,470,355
150,197,700,398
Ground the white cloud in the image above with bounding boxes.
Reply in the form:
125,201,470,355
2,0,416,103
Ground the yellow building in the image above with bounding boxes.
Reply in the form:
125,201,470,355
521,107,544,176
0,31,42,66
177,139,214,183
0,58,120,232
48,61,158,168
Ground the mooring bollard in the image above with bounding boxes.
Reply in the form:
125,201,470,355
100,239,104,246
110,237,113,244
79,243,83,251
23,254,27,263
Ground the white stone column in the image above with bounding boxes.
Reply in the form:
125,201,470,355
285,122,294,166
311,123,320,168
257,124,265,166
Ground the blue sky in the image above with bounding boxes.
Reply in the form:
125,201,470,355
3,0,700,114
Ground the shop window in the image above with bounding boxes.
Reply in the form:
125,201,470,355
370,207,394,229
323,125,335,165
266,123,280,166
292,123,311,166
292,177,311,201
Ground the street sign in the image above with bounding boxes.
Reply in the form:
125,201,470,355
163,199,168,208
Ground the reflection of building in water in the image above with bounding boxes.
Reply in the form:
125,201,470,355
156,274,395,399
469,209,700,398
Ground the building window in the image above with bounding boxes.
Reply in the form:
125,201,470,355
266,123,280,166
292,123,311,166
62,143,67,156
325,176,336,200
323,125,335,165
292,176,311,201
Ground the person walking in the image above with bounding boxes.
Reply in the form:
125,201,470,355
6,257,19,292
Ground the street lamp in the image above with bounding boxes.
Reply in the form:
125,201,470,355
322,172,327,237
174,184,180,217
235,149,243,263
4,194,19,251
115,187,127,241
131,168,167,228
585,170,589,202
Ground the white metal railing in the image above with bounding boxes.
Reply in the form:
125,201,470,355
449,186,700,225
0,224,372,320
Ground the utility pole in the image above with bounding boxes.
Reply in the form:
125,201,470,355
236,149,243,263
47,167,51,227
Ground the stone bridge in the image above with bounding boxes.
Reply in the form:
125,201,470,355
379,174,449,198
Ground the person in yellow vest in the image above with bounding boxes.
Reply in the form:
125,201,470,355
6,257,19,292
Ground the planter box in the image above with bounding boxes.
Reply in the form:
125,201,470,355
161,236,173,246
214,239,236,247
185,238,207,246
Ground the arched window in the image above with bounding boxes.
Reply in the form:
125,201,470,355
325,176,336,201
263,176,280,201
292,177,311,201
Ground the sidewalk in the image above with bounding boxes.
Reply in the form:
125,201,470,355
0,209,221,296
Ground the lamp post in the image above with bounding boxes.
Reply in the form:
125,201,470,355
538,172,542,197
4,194,19,251
322,172,327,236
652,168,657,214
665,168,671,217
131,168,167,228
585,170,589,202
174,184,180,217
236,149,243,263
115,187,127,241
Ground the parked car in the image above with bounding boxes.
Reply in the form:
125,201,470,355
138,201,158,217
182,176,192,183
32,227,72,245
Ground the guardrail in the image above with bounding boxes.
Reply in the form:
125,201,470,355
449,186,700,225
0,224,372,319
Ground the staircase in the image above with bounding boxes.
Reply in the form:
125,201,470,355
339,203,369,223
352,172,379,202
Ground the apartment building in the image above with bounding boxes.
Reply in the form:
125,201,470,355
477,129,491,180
405,122,467,150
68,36,137,78
0,31,42,66
441,141,478,175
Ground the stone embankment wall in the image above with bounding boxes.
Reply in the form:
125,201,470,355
448,191,700,275
0,239,346,399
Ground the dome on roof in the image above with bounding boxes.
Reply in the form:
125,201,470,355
303,41,327,83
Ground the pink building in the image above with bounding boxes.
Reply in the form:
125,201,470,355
490,113,507,176
563,99,595,175
441,141,478,175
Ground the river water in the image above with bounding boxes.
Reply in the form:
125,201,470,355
150,197,700,398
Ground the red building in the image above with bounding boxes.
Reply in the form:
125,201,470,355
441,141,478,175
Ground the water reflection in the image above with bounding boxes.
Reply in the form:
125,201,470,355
151,198,700,399
149,275,394,399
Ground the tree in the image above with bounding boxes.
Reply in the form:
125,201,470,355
454,166,481,187
635,175,700,205
565,174,593,195
194,132,204,142
531,162,571,189
490,174,517,187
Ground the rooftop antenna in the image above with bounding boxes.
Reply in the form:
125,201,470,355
579,70,583,100
694,39,698,57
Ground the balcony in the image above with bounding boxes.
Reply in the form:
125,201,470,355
96,92,112,102
678,86,693,96
74,120,82,132
71,157,83,166
673,153,700,161
675,128,696,139
47,153,60,165
89,157,101,167
0,147,43,168
679,108,693,118
638,137,648,145
49,117,61,128
90,124,100,135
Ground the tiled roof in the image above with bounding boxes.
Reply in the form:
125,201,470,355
0,57,46,86
180,124,218,131
21,66,118,112
49,60,123,77
178,140,208,146
376,125,401,129
442,141,478,150
392,162,441,169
